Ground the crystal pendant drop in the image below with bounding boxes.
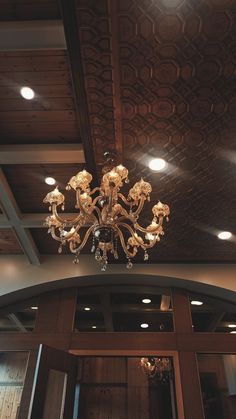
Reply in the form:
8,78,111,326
91,244,95,253
100,260,107,271
95,247,101,261
144,251,149,261
126,259,133,269
58,245,62,254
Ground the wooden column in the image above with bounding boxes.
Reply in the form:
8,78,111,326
35,287,77,334
173,289,204,419
178,352,204,419
172,289,192,333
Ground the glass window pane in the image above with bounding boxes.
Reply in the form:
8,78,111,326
197,354,236,419
74,286,173,332
0,300,38,332
190,293,236,333
0,351,28,418
77,356,178,419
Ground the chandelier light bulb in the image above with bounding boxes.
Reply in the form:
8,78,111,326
218,231,232,240
20,86,35,100
149,158,166,171
142,298,151,304
45,177,56,186
191,300,203,306
141,323,149,328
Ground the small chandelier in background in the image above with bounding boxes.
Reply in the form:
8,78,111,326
43,162,170,271
140,357,171,382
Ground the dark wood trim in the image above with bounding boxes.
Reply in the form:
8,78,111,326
109,0,123,160
172,289,193,333
178,352,204,419
177,332,236,352
59,0,98,183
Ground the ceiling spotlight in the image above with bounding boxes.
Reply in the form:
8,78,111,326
149,158,166,172
228,324,236,328
141,323,149,328
92,325,97,329
20,86,35,100
230,331,236,334
84,307,91,311
218,231,232,240
45,177,56,186
191,300,203,306
30,306,38,310
142,298,151,304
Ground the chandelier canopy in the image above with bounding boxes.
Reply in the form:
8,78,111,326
43,164,170,270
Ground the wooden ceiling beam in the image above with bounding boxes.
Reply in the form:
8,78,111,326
0,144,85,165
0,169,40,265
59,0,98,184
0,213,81,229
0,20,66,51
7,313,27,332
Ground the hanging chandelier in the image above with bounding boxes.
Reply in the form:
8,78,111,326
140,357,171,382
43,164,170,271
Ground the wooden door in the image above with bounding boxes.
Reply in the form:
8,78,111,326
28,345,77,419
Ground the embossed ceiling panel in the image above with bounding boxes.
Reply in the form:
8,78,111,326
76,0,236,262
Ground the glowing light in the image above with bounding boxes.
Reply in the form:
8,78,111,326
20,86,35,100
84,307,91,311
141,323,149,328
30,306,38,310
228,324,236,328
149,158,166,172
45,177,56,186
218,231,232,240
142,298,151,304
191,301,203,306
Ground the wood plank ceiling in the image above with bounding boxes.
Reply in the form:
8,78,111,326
0,0,236,263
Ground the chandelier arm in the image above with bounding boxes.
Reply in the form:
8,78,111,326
132,197,145,217
51,204,87,227
117,193,133,207
89,187,101,195
134,217,164,234
117,222,158,249
50,226,64,242
91,194,103,207
115,226,137,258
68,225,95,254
92,205,102,224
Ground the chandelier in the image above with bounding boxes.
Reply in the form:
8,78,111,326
140,357,171,382
43,164,170,271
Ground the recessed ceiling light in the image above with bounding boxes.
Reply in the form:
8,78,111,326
45,177,56,186
149,158,166,172
218,231,232,240
141,323,149,328
228,324,236,328
92,325,97,329
30,306,38,310
142,298,151,304
20,86,35,100
230,331,236,334
84,307,91,311
191,300,203,306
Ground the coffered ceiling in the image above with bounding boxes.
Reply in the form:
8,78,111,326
0,0,236,265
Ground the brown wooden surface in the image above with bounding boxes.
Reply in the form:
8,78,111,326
173,290,193,333
0,229,23,254
178,352,204,419
35,288,77,333
18,350,38,419
0,50,79,145
0,351,28,418
3,164,84,213
0,0,60,20
29,345,77,419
